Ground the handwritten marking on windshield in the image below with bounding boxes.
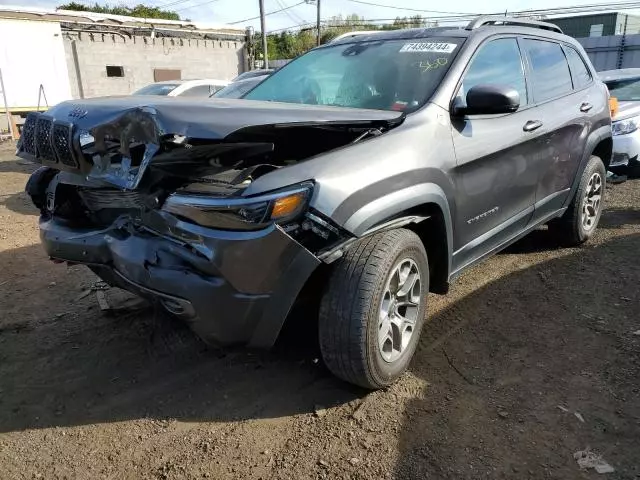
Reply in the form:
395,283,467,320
419,58,448,73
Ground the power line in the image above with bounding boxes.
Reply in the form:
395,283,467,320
229,1,306,24
174,0,223,12
155,0,198,9
267,1,640,33
267,21,314,33
346,0,476,15
515,0,640,14
275,0,307,25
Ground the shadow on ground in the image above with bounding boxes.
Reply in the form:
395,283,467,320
396,233,640,479
1,194,639,479
599,207,640,230
0,156,37,175
0,191,39,216
0,243,360,434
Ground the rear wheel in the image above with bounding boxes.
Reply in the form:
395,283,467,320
319,229,428,389
550,155,605,246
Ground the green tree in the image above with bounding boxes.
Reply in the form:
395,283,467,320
57,2,181,20
254,12,435,60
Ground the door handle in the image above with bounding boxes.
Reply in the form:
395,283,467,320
580,102,593,112
523,120,543,132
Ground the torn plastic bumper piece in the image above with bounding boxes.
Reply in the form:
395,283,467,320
39,212,320,348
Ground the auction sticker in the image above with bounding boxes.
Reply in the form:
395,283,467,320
399,42,457,53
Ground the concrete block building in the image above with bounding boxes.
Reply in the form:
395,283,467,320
0,6,248,113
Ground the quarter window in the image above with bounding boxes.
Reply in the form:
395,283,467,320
565,46,592,90
458,38,527,107
522,39,573,102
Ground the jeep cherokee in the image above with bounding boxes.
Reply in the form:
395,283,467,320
20,16,612,389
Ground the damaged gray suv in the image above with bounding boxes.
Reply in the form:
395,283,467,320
21,17,611,389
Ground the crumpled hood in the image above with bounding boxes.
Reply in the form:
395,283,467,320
19,96,404,191
46,96,404,140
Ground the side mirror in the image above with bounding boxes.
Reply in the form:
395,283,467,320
454,84,520,116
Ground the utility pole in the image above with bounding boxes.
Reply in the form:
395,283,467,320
316,0,321,46
305,0,321,46
259,0,269,69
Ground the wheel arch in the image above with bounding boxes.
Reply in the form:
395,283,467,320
592,136,613,170
564,125,612,208
341,192,453,295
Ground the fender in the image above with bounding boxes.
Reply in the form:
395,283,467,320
563,124,612,208
331,181,454,277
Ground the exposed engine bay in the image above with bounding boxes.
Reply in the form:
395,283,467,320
19,98,404,259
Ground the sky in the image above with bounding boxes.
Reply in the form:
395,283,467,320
1,0,636,32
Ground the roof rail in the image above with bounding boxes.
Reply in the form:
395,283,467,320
466,16,563,34
329,30,379,43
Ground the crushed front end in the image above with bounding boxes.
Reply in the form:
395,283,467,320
18,99,392,347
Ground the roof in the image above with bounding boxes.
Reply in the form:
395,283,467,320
0,5,245,36
328,27,470,46
326,16,573,47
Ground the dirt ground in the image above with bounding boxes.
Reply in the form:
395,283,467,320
0,140,638,480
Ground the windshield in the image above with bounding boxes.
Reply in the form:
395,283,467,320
132,83,180,95
245,38,463,112
605,78,640,101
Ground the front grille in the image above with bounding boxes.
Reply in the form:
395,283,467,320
52,122,77,167
21,113,38,157
78,189,144,211
35,116,55,163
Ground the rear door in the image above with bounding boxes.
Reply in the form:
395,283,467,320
450,37,540,272
519,38,595,220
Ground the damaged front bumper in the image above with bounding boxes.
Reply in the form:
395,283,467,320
41,211,320,348
18,99,371,347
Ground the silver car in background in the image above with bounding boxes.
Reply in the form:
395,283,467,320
601,68,640,175
212,75,269,99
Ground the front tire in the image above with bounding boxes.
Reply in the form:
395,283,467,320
551,155,605,246
319,229,429,389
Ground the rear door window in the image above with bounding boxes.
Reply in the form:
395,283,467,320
457,38,527,107
564,46,592,89
521,39,573,102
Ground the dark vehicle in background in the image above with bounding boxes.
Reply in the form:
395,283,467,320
601,68,640,175
20,17,611,389
232,69,274,82
212,75,269,99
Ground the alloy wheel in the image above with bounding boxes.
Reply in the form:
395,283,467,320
582,172,603,230
378,258,422,363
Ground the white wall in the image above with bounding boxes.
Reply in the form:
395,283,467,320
0,19,72,110
64,33,246,98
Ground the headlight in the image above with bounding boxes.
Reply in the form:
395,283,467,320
612,116,640,136
162,182,313,230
